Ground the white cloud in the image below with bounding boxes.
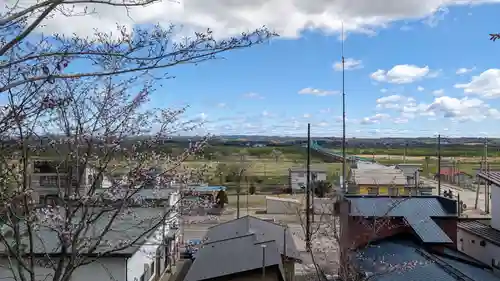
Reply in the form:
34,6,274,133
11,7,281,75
217,102,226,108
417,86,425,91
298,88,338,96
333,58,363,71
456,67,475,75
376,95,416,110
370,65,430,84
426,96,500,122
303,113,311,118
380,88,388,93
244,92,264,99
455,69,500,98
27,0,500,39
360,113,390,125
432,89,445,96
262,110,269,116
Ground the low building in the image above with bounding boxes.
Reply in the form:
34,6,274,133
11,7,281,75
265,196,301,214
438,168,473,187
456,171,500,273
395,163,422,186
288,167,327,190
337,195,500,281
349,162,408,195
185,216,301,281
0,207,181,281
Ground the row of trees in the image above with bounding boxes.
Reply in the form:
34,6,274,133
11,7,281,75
0,1,276,281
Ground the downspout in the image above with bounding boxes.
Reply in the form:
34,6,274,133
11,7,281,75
125,257,129,281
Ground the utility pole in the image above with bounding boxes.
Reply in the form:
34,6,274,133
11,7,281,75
341,22,347,193
306,123,311,252
437,134,441,196
403,142,408,164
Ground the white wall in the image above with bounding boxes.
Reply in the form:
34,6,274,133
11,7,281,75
457,229,500,268
127,209,180,281
0,257,126,281
290,172,327,190
266,197,301,214
491,185,500,230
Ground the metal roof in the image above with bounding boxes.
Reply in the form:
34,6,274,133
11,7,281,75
184,234,284,281
356,240,500,281
204,216,301,260
352,163,407,185
347,197,451,217
458,220,500,246
0,207,173,256
404,216,452,243
348,197,454,244
477,171,500,186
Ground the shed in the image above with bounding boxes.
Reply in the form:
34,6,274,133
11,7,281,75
266,196,302,214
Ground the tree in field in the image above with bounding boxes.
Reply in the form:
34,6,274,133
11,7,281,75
271,149,283,163
0,3,277,281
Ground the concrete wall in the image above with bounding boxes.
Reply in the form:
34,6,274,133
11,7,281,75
0,257,126,281
457,229,500,269
266,197,301,214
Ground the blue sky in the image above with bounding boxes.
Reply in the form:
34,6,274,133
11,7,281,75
25,0,500,137
145,3,500,137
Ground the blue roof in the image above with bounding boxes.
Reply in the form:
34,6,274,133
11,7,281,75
356,240,500,281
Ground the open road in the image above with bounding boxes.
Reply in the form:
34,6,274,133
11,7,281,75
422,178,490,214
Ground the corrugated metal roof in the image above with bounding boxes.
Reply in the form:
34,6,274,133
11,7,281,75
477,171,500,186
458,220,500,246
404,216,452,243
348,197,450,217
184,234,284,281
204,216,301,260
348,197,453,244
352,163,407,185
356,240,500,281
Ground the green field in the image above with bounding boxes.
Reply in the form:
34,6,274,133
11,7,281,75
183,145,342,192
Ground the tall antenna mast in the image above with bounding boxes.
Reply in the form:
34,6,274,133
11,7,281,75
341,22,347,193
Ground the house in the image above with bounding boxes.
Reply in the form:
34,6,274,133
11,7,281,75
457,171,500,273
438,168,473,187
185,216,301,281
288,167,327,190
338,195,500,281
27,158,113,205
395,163,422,186
0,207,181,281
349,162,408,195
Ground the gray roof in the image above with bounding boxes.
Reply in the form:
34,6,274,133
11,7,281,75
458,220,500,246
352,163,407,185
356,240,500,281
184,234,284,281
0,207,173,256
204,216,301,260
348,197,455,244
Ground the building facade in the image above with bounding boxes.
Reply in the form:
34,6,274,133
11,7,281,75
288,168,327,190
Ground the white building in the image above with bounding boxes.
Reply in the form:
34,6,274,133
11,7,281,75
0,194,181,281
288,167,327,190
457,171,500,274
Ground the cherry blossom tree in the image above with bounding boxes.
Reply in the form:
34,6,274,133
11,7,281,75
0,2,277,281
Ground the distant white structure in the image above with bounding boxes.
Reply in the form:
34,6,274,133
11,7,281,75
266,196,301,214
288,167,327,190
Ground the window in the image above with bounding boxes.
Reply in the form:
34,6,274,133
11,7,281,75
480,240,486,247
471,240,475,244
